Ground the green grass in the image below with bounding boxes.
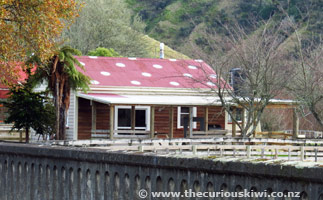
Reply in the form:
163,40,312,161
141,35,190,59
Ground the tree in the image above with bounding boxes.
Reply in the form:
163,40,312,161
88,47,120,57
284,27,323,129
292,44,323,129
0,0,80,83
62,0,149,57
31,46,90,140
275,2,323,130
190,19,293,137
1,82,55,143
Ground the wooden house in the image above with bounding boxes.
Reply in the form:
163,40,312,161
64,56,298,140
64,56,232,140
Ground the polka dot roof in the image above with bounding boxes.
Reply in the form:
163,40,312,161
75,56,222,89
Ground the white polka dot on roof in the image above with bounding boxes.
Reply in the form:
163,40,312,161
209,74,217,79
170,81,180,86
169,59,177,61
131,80,141,85
183,73,193,77
142,72,152,77
207,82,216,86
195,59,203,63
153,64,163,69
116,63,125,67
128,57,137,60
90,80,100,85
88,56,98,59
188,65,197,70
80,62,85,66
100,71,111,76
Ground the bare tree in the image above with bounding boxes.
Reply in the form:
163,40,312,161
287,41,323,129
276,3,323,131
190,19,293,137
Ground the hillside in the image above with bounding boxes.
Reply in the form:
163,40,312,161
141,35,189,59
126,0,323,57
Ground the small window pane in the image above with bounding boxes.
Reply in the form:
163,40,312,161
180,113,189,127
135,110,146,128
118,109,131,127
181,107,190,113
181,107,189,113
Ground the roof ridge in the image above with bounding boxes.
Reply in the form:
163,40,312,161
75,56,201,62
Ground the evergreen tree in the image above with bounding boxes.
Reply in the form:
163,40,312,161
2,82,55,143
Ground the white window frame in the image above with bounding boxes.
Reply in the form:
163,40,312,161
177,106,197,129
114,106,150,131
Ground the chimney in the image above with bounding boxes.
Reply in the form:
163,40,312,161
160,43,164,59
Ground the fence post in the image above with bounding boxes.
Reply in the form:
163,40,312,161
192,145,197,155
261,148,265,158
275,148,278,159
138,145,144,152
288,148,291,160
300,146,304,161
315,148,318,162
247,146,251,158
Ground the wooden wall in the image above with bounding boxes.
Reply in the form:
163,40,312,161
78,98,110,140
154,106,225,138
96,103,110,131
78,98,92,139
77,98,225,140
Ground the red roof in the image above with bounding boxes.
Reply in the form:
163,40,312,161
0,64,32,99
75,56,223,89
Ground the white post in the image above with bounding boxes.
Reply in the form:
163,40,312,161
189,107,193,138
160,43,164,59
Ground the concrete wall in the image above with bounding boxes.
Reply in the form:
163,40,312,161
0,143,322,200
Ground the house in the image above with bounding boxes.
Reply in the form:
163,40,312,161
65,56,298,140
66,56,226,140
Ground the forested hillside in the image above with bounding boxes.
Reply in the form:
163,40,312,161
126,0,323,57
62,0,188,58
62,0,322,59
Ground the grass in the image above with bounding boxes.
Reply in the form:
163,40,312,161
141,35,190,59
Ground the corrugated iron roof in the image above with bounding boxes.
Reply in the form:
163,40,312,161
75,56,221,89
0,64,33,98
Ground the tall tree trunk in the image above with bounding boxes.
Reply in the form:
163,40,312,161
52,56,60,140
59,105,66,140
55,80,60,140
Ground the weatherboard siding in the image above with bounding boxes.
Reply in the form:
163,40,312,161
78,98,92,140
66,89,77,140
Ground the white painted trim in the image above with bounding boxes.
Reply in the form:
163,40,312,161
177,106,197,129
74,96,79,140
114,106,151,131
224,110,229,130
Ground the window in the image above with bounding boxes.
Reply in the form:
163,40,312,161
114,106,150,130
117,108,131,127
177,107,197,129
228,108,243,123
